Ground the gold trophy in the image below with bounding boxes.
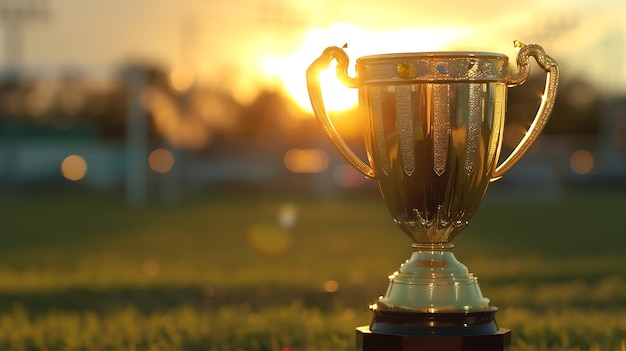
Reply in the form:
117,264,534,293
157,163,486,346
306,41,558,350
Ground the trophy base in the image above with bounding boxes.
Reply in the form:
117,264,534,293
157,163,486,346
356,326,511,351
356,309,510,351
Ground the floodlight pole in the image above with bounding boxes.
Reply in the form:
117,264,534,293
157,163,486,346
125,67,149,207
0,0,50,185
0,0,50,79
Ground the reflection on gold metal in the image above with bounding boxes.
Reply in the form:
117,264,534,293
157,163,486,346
397,62,418,79
307,42,559,313
348,82,508,244
61,155,87,181
513,40,527,49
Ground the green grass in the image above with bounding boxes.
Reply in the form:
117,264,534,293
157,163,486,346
0,186,625,350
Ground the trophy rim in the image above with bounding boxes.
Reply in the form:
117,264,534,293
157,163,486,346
357,51,508,63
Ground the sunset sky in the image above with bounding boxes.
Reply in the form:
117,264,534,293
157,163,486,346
7,0,626,105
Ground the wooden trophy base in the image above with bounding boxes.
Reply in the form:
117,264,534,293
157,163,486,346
356,326,511,351
356,308,511,351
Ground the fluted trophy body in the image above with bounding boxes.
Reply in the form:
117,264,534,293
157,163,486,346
307,42,558,340
362,81,505,244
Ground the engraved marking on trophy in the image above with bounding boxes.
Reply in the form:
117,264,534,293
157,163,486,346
453,220,469,229
413,209,433,229
465,83,482,174
435,204,449,229
432,84,450,176
452,210,468,229
397,62,418,79
371,87,389,173
396,85,415,176
467,59,479,78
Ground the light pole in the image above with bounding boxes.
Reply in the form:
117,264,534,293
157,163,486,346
0,0,50,79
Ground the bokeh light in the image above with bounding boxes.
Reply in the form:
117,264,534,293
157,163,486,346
570,150,595,175
149,148,175,174
60,155,87,181
283,148,329,173
277,204,298,229
247,224,293,256
322,280,339,293
170,67,195,92
142,259,160,278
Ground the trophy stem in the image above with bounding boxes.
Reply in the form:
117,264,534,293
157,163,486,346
411,242,454,251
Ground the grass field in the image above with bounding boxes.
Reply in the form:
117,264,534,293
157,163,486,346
0,185,625,350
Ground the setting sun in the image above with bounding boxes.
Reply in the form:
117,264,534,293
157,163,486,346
261,23,460,114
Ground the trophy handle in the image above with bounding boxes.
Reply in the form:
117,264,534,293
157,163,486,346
491,41,559,182
306,46,376,179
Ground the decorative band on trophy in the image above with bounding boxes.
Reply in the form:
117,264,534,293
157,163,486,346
358,52,509,83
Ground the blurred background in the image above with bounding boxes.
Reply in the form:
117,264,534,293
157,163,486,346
0,0,624,199
0,0,625,350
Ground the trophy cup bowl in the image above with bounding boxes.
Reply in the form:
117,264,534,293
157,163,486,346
306,41,558,350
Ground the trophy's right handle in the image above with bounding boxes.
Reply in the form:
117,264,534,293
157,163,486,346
491,42,559,182
306,46,376,179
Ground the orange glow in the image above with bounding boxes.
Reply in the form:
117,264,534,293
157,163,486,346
503,123,528,149
149,148,175,174
142,259,160,278
264,23,458,114
284,148,329,173
278,56,358,113
322,280,339,293
570,150,594,175
143,87,213,150
170,67,195,92
60,155,87,181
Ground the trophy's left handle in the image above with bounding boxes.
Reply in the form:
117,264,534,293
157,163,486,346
491,42,559,182
306,46,376,179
